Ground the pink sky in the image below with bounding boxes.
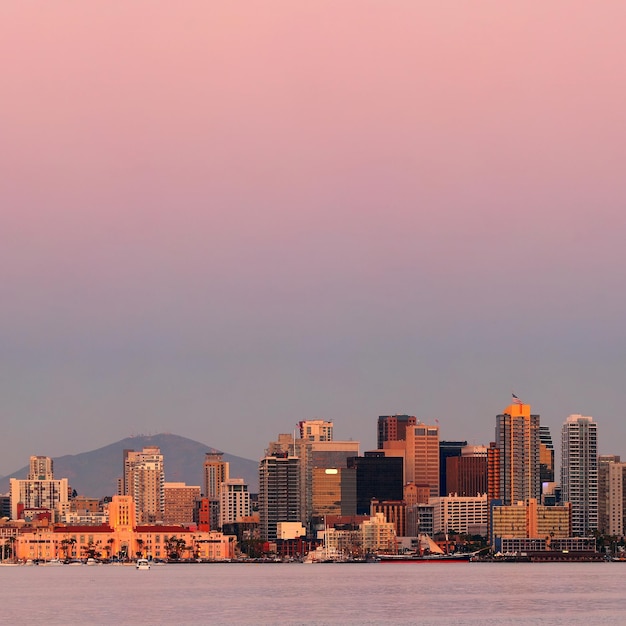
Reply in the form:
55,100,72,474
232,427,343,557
1,2,626,474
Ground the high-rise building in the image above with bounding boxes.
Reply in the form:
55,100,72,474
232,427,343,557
539,426,555,489
561,414,598,536
405,424,440,498
495,401,540,505
347,452,403,515
598,455,625,536
446,445,488,497
203,452,229,530
122,447,165,524
311,467,356,518
28,456,54,480
299,420,333,442
258,451,301,542
439,441,468,496
203,452,229,499
9,456,69,521
377,415,417,449
163,482,201,525
219,478,251,527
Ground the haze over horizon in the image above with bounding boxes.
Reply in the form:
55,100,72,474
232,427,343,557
2,2,626,476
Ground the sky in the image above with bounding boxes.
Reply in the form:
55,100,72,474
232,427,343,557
2,1,626,476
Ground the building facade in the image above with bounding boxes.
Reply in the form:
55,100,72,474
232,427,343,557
561,414,598,536
495,402,540,505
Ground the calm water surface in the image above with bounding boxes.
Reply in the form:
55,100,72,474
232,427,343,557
1,562,624,625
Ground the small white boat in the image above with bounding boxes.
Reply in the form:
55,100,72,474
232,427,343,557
136,558,150,570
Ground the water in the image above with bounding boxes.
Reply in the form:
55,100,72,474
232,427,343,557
1,562,624,625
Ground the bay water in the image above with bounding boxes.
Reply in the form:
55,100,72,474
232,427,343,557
1,562,624,625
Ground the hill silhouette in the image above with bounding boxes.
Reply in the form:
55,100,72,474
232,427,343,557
0,434,259,498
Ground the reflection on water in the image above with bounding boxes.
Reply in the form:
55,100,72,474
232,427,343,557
1,562,624,625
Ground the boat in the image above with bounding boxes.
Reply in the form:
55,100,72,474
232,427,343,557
43,559,64,566
136,558,151,570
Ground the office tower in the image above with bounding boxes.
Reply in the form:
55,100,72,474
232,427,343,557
561,414,598,536
370,500,406,537
598,455,625,536
495,401,540,505
203,452,229,530
377,415,417,449
347,452,403,515
9,456,69,521
311,467,356,518
299,420,333,441
258,451,301,541
439,441,467,496
163,482,201,525
28,456,54,480
406,424,440,497
446,445,488,497
220,478,251,527
539,426,555,488
203,452,229,499
122,447,165,524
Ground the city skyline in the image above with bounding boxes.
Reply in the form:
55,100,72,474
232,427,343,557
3,2,626,475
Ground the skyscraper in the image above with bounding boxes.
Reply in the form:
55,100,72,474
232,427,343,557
258,451,301,542
122,447,165,524
561,414,598,536
10,456,69,521
405,424,440,497
598,455,625,536
439,441,467,496
539,425,555,488
377,415,417,449
495,401,540,505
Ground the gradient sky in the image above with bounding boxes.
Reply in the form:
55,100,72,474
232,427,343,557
2,2,626,476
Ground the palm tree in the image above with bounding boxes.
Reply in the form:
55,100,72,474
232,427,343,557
135,538,145,559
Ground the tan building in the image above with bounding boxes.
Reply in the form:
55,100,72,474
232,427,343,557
10,456,69,522
491,498,571,548
299,420,333,442
361,512,397,553
122,447,165,524
598,455,626,536
405,424,440,498
164,482,201,525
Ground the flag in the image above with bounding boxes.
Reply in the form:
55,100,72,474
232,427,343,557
512,393,523,405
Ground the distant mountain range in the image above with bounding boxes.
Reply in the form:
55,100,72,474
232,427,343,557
0,433,259,498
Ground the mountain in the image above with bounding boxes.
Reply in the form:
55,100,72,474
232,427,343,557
0,434,259,498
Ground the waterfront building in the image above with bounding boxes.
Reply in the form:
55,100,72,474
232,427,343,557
561,414,598,536
9,456,69,522
121,447,165,524
491,498,571,549
347,452,403,515
219,478,251,527
598,455,625,536
495,401,540,505
203,452,229,529
11,495,235,562
439,441,467,496
377,415,417,449
431,493,488,536
361,512,397,553
163,482,201,525
446,445,488,497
